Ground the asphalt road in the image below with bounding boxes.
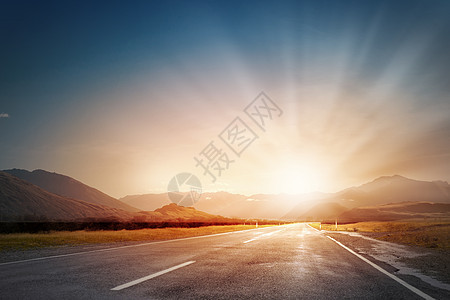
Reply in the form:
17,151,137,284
0,223,441,299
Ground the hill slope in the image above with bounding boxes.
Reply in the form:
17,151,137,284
150,203,236,222
0,172,239,223
337,175,450,208
338,201,450,222
0,171,136,221
122,192,305,219
120,193,170,211
283,175,450,220
300,202,349,221
3,169,139,212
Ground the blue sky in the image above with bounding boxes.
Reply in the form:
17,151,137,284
1,0,449,197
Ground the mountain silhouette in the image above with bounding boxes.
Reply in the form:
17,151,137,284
3,169,449,222
0,171,238,222
0,171,136,221
120,193,171,211
122,192,313,219
3,169,139,212
338,201,450,222
283,175,450,221
338,175,450,207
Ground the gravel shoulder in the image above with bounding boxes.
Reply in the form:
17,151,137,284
326,230,450,298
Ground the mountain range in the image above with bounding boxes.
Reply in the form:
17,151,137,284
119,192,319,220
283,175,450,221
121,175,450,222
0,170,234,222
1,168,450,222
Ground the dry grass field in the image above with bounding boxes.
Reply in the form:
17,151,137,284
309,220,450,249
0,224,273,251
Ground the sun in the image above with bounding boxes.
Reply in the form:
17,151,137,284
273,163,323,194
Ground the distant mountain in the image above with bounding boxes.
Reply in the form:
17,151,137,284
337,175,450,208
0,171,136,221
0,171,240,223
299,202,349,221
283,175,450,220
194,192,248,217
338,201,450,223
120,192,251,218
221,193,312,220
5,169,448,222
122,192,306,220
120,193,170,211
2,169,139,212
150,203,237,222
124,175,450,221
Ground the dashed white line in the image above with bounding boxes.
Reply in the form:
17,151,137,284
111,261,196,291
326,236,434,300
243,229,283,243
0,226,276,266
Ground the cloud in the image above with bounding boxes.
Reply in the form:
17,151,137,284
0,113,9,118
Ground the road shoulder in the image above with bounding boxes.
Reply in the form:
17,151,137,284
326,231,450,299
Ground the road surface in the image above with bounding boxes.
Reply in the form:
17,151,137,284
0,223,442,299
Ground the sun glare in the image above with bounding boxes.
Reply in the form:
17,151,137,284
273,163,323,194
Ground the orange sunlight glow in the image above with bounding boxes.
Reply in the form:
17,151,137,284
272,162,324,194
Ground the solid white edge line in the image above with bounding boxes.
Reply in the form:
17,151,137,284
111,261,196,291
0,225,276,266
326,236,434,300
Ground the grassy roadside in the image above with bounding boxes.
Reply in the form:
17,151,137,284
309,220,450,250
0,225,274,251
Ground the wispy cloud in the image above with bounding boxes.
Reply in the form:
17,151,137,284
0,113,9,118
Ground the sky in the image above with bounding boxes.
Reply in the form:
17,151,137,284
1,0,449,198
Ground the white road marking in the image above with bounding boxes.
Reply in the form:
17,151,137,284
111,261,195,291
243,229,284,243
307,224,320,232
326,236,434,300
0,226,276,266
